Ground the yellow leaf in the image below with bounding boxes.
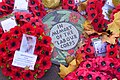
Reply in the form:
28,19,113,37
77,1,88,12
112,0,120,7
83,20,102,35
59,55,83,78
101,32,118,44
107,11,120,35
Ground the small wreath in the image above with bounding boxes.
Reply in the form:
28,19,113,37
0,23,52,80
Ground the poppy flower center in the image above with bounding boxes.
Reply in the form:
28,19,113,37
0,12,3,15
101,61,106,66
68,0,72,4
26,28,30,31
32,22,35,26
78,76,83,80
6,1,10,4
37,46,41,51
43,40,48,44
109,51,114,55
98,24,102,28
110,45,114,48
1,58,5,63
86,64,91,68
37,56,40,61
85,55,90,59
45,51,49,56
14,30,19,34
8,54,12,57
7,68,12,72
109,63,114,68
2,6,6,9
69,6,72,10
43,61,47,66
94,19,98,23
86,48,91,52
20,15,24,19
15,72,21,77
36,12,40,16
91,13,95,18
26,18,30,21
11,42,16,47
87,74,92,79
35,6,39,10
31,1,35,5
26,73,31,77
90,42,93,46
117,67,120,72
81,50,84,53
96,76,101,80
5,37,9,40
1,48,5,52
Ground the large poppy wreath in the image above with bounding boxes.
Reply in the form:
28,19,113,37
64,34,120,80
0,23,52,80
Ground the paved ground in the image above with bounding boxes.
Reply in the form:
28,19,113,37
0,64,62,80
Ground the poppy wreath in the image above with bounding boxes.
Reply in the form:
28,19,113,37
0,0,47,38
86,0,109,32
0,23,52,80
64,34,120,80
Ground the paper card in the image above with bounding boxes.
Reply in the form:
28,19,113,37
74,0,80,4
20,34,36,54
12,51,37,70
1,16,17,32
106,0,114,7
92,39,107,57
0,0,2,2
14,0,28,11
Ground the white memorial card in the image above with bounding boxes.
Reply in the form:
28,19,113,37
1,16,17,32
20,34,36,54
0,0,2,2
14,0,28,11
12,50,37,70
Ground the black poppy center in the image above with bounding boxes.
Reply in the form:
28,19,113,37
96,76,101,80
7,68,12,72
91,13,95,18
117,67,120,72
109,63,114,68
37,46,41,51
78,76,83,79
86,48,91,52
43,40,48,44
87,74,92,79
110,44,114,48
1,48,5,52
26,73,31,77
14,30,19,34
26,18,30,22
109,51,114,55
26,28,30,31
43,61,47,66
94,19,98,23
15,72,21,77
86,64,91,68
20,15,24,19
31,1,35,5
0,12,3,15
85,55,90,59
11,42,16,47
36,12,40,16
2,6,6,9
45,51,49,56
35,6,39,10
101,61,106,66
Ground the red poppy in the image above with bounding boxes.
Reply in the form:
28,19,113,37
106,44,119,58
69,12,80,24
7,38,20,51
22,70,34,80
0,32,11,42
21,23,35,34
35,27,44,37
0,42,7,54
41,45,52,57
39,56,52,70
10,26,22,37
35,69,45,79
82,60,93,70
41,36,52,45
1,65,14,77
11,70,23,80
